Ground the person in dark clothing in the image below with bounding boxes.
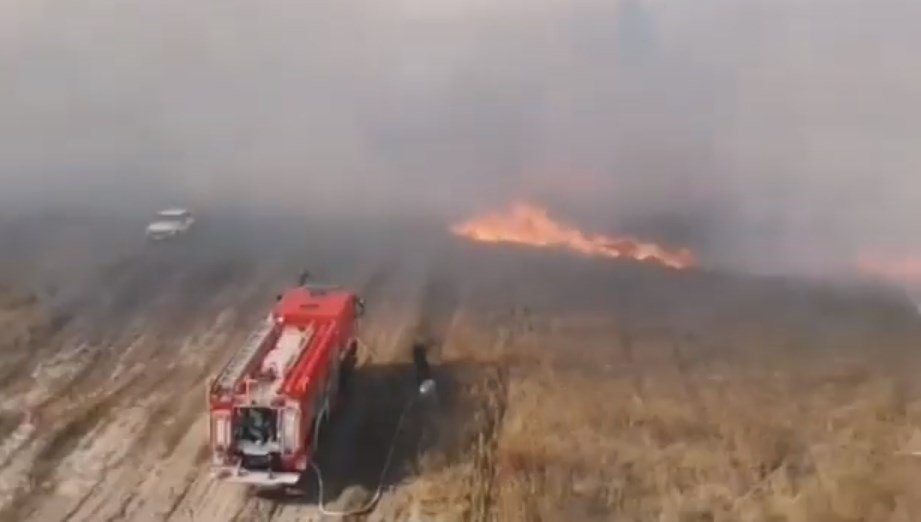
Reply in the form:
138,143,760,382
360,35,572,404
412,341,435,396
298,270,311,286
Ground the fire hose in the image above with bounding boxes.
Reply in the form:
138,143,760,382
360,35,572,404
308,343,436,518
308,394,415,518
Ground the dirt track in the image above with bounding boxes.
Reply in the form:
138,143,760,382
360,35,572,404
0,214,428,522
2,213,921,521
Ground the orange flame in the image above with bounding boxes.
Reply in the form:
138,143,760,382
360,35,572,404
858,254,921,285
451,202,696,269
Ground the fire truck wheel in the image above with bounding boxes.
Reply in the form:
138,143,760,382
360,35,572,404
312,412,324,449
339,341,358,394
313,403,329,447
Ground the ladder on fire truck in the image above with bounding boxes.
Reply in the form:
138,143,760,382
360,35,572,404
213,318,276,393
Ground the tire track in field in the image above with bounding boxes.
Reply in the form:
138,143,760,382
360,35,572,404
34,269,276,522
1,253,267,522
68,262,298,522
0,375,139,522
3,237,426,521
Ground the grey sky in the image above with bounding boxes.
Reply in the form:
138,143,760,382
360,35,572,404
2,0,920,274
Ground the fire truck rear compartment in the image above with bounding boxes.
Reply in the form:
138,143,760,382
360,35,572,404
235,407,281,471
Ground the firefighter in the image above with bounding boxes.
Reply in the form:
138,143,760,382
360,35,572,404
412,341,435,396
240,409,272,444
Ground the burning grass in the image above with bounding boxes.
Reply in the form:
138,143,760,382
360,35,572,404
451,202,695,270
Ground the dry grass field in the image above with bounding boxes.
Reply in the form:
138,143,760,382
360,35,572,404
374,251,921,522
1,213,920,521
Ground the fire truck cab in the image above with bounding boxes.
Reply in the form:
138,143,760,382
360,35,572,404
208,283,363,486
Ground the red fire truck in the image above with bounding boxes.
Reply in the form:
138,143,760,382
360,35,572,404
208,282,363,486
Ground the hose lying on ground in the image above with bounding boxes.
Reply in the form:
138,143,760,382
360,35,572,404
309,394,417,518
310,338,437,517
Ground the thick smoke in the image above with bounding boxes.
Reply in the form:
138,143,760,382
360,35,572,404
2,0,920,275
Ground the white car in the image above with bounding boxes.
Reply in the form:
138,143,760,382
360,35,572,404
146,208,195,241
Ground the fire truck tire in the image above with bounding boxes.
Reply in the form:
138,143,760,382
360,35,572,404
313,396,332,448
339,341,358,394
312,413,324,449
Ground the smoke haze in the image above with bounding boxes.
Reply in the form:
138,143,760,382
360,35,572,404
2,0,920,274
